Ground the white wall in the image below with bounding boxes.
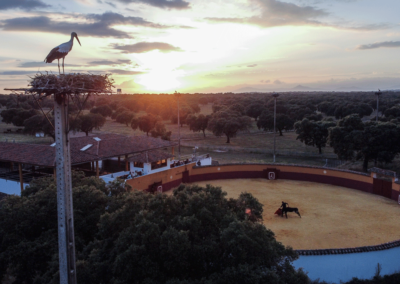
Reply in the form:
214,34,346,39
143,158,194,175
293,247,400,283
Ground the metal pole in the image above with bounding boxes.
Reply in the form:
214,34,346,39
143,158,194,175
18,163,23,193
54,93,77,284
273,97,276,163
177,94,181,159
375,90,381,122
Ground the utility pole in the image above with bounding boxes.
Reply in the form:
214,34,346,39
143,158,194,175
175,91,181,159
272,93,279,163
375,89,382,122
54,93,77,284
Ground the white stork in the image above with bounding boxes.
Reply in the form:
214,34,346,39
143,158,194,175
44,32,81,74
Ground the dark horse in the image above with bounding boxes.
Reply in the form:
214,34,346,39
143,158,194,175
280,202,301,219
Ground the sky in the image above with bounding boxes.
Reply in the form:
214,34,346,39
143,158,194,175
0,0,399,93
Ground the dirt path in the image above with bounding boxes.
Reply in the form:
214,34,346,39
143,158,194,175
190,179,400,250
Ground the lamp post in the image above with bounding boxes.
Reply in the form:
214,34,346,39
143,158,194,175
375,89,382,122
175,91,181,159
272,92,279,163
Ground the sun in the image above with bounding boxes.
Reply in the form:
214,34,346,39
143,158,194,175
137,69,183,92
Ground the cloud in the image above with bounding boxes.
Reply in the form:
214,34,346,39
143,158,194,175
0,71,38,75
105,1,117,8
19,60,136,68
109,69,144,75
87,60,136,66
0,0,50,10
274,79,284,84
119,79,140,89
206,0,387,31
247,64,257,67
357,41,400,50
116,0,190,10
207,0,328,28
114,42,182,53
0,12,168,38
260,79,270,83
19,62,81,68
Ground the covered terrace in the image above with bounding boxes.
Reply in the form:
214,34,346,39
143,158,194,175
0,134,177,194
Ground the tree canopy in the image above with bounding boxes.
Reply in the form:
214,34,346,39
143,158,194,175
187,114,210,137
90,105,113,117
23,114,55,140
294,119,336,154
115,111,135,126
329,114,400,171
207,110,252,143
257,112,294,136
131,113,160,136
0,176,309,284
73,113,106,136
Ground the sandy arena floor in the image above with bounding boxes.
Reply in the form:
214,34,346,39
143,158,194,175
189,179,400,250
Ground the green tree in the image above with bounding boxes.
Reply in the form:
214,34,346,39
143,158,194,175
0,179,309,284
11,109,38,127
1,108,19,124
150,121,172,140
257,112,294,136
111,107,129,120
131,113,159,136
23,114,55,140
75,113,106,136
246,103,265,121
294,118,336,154
0,171,127,284
171,105,193,127
207,110,252,143
79,184,308,283
90,105,113,117
329,114,400,171
187,114,210,137
115,111,135,126
384,106,400,118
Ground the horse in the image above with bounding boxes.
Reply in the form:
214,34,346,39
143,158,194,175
280,201,301,219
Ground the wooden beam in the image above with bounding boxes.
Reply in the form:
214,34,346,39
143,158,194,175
118,156,121,168
172,147,175,155
96,161,99,178
18,163,23,193
125,155,129,171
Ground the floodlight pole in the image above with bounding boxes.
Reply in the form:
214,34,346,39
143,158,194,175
375,90,382,122
175,92,181,159
272,93,279,163
54,93,77,284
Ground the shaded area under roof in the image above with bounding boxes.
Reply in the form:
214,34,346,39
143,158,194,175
128,150,174,164
0,134,177,167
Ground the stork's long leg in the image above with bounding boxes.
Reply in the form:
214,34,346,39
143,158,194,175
57,59,60,75
62,57,65,74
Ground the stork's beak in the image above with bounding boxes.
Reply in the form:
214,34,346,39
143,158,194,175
75,35,81,46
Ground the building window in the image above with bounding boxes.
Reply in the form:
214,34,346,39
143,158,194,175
151,159,167,170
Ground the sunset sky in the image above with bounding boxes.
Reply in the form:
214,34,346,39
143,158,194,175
0,0,399,93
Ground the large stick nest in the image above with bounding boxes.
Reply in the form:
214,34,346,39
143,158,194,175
28,73,114,95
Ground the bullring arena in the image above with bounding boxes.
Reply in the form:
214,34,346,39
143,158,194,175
191,179,400,250
126,163,400,251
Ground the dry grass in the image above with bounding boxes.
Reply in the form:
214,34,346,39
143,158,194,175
0,108,53,144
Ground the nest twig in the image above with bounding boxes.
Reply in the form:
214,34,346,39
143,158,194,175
27,73,114,95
